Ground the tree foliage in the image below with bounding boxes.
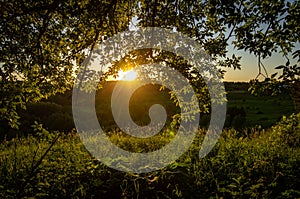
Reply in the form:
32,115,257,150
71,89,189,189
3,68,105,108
1,0,299,129
1,0,132,128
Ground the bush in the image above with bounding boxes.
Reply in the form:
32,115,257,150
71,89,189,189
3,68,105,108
270,113,300,148
44,112,74,132
225,106,247,129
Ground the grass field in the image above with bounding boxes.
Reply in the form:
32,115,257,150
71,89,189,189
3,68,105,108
95,81,295,130
226,90,295,128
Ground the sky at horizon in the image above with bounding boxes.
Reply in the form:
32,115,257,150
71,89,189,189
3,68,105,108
223,41,299,82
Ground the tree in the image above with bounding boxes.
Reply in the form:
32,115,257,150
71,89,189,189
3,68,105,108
1,0,299,130
0,0,132,128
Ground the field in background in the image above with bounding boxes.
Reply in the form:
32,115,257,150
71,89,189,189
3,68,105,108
227,91,294,127
1,81,294,138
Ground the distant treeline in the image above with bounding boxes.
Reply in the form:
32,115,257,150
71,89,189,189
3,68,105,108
224,81,250,91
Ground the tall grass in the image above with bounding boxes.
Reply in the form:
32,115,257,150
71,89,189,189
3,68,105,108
0,114,299,198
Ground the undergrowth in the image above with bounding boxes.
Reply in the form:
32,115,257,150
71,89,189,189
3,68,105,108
0,113,299,198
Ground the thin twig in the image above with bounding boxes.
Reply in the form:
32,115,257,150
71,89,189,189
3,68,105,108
16,133,61,198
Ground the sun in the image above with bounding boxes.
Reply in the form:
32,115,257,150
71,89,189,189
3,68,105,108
118,69,138,81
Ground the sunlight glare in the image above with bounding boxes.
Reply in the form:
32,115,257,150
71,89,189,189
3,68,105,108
118,69,138,81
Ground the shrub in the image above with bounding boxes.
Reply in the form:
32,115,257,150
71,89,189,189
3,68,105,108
225,106,247,128
44,112,74,132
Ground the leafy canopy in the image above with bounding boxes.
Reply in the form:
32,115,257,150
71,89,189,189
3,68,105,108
1,0,299,129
